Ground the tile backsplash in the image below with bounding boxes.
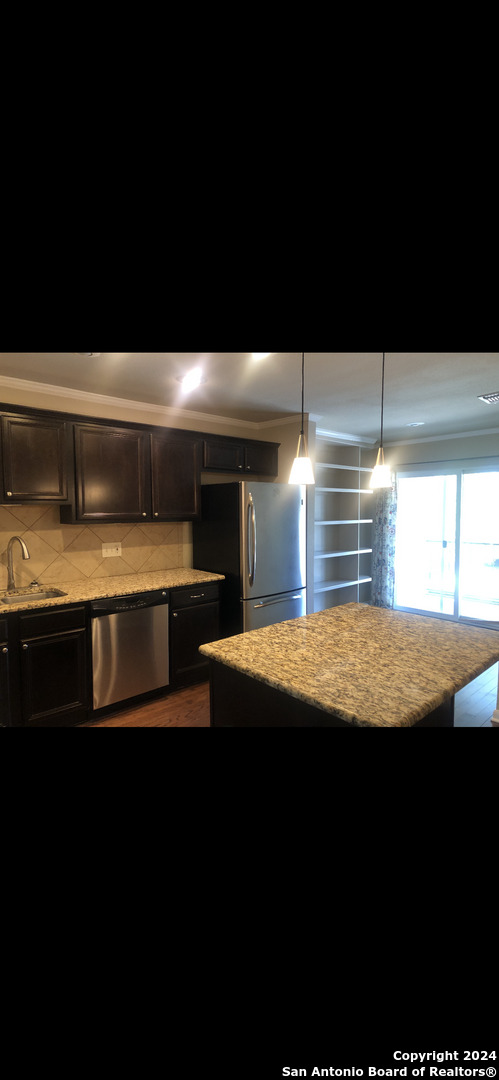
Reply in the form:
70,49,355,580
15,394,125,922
0,504,186,591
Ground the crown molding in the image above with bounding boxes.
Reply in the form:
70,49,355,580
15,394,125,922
385,427,499,447
257,414,302,429
316,427,377,447
0,374,295,432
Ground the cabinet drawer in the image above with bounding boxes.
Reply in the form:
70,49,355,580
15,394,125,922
170,584,219,610
19,605,87,638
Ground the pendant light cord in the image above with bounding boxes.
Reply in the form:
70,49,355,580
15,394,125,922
301,352,305,435
380,351,385,448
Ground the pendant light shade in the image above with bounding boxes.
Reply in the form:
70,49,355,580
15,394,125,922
370,352,392,490
289,433,316,484
289,352,315,485
370,447,392,489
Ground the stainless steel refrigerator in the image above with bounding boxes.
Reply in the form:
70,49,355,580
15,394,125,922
192,481,307,637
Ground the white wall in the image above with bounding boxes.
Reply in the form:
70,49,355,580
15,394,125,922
386,430,499,468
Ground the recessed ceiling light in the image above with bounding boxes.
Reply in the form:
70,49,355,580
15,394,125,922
478,391,499,404
176,368,206,392
75,352,101,357
252,353,271,360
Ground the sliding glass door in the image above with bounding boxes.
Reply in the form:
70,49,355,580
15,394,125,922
459,472,499,620
395,474,457,615
394,465,499,625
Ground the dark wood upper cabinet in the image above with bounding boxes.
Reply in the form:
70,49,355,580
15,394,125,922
1,413,69,502
243,439,279,475
61,423,150,523
1,402,280,522
203,435,279,475
203,438,245,472
151,431,201,520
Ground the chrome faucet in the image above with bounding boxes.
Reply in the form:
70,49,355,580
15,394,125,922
6,536,30,591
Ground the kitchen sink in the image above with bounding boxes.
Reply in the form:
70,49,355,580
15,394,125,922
0,588,68,605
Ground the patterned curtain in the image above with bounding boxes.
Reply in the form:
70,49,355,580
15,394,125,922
371,476,398,608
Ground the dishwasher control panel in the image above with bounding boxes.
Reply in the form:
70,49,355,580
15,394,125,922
90,590,168,618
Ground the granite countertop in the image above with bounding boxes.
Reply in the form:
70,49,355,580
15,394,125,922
199,602,499,727
0,569,225,612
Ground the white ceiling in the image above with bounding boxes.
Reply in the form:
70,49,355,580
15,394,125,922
0,352,498,444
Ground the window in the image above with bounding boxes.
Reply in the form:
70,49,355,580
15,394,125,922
394,461,499,627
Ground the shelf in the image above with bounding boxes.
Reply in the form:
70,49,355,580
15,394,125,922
316,463,360,472
314,439,374,611
316,463,374,474
314,577,372,594
317,487,373,494
315,549,372,559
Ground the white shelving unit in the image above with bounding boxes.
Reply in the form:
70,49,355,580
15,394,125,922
313,438,375,613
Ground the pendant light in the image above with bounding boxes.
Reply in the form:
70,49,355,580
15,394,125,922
289,352,315,485
370,352,392,489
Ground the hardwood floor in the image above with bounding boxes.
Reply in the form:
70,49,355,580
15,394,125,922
454,661,498,727
81,681,211,727
80,662,499,727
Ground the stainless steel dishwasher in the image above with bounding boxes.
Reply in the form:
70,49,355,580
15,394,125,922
91,590,169,710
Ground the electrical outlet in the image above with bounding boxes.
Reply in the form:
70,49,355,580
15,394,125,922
102,542,122,558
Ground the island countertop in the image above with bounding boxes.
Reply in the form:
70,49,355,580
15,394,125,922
199,603,499,727
0,568,225,613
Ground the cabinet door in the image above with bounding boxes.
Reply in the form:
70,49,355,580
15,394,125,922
0,642,10,726
203,435,279,475
244,441,279,475
151,432,201,520
20,628,88,726
203,438,245,472
73,424,150,522
1,413,68,501
171,601,219,686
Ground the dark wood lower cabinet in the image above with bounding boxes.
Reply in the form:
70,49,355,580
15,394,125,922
170,585,220,688
208,660,349,726
207,660,456,727
11,606,90,727
4,585,221,725
171,602,219,686
0,639,11,726
20,628,89,726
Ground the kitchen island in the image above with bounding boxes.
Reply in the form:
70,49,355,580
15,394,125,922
199,603,499,727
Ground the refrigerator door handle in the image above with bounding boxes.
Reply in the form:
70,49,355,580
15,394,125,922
247,492,256,587
253,595,302,609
